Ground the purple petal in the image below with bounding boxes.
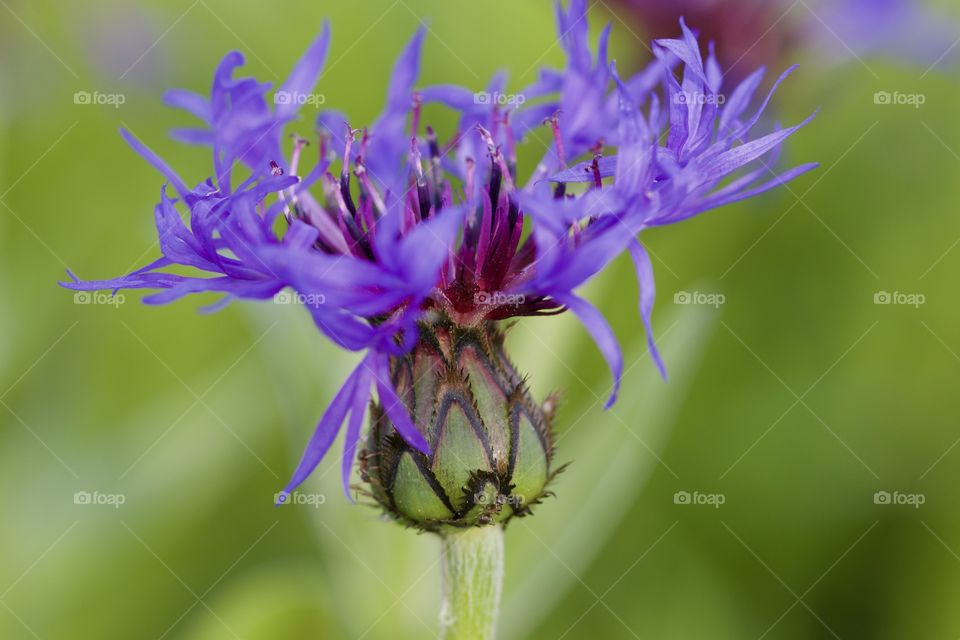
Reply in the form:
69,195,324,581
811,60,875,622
548,155,617,183
693,162,820,214
419,84,476,111
612,63,651,196
365,28,426,195
552,292,623,408
705,42,722,93
383,205,466,293
275,21,331,120
142,276,280,305
278,358,366,503
372,350,429,453
556,0,591,72
163,89,211,123
385,27,426,112
718,67,765,136
59,271,187,292
723,64,799,144
154,188,217,270
120,129,191,200
699,111,817,184
627,239,666,378
169,127,216,146
341,362,372,500
210,51,246,117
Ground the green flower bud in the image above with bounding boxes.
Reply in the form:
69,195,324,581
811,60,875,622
359,321,560,533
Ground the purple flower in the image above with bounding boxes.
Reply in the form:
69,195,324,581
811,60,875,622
62,4,817,501
608,0,958,75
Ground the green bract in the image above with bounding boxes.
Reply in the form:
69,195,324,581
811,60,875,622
360,321,560,532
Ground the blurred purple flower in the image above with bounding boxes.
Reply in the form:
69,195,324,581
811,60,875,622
82,6,168,86
608,0,957,75
62,2,817,500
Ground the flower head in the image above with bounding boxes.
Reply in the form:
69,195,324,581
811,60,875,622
62,2,817,508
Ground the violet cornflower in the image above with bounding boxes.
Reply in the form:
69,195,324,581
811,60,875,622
62,1,816,522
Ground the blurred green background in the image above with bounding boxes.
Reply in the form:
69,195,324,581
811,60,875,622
1,0,959,638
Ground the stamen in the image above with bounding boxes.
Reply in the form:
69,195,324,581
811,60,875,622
317,130,329,168
340,125,359,216
545,112,566,169
358,128,372,162
474,184,494,272
286,135,311,210
506,194,520,232
489,104,501,141
500,111,518,179
270,160,294,222
410,137,425,184
488,156,502,211
342,123,358,180
410,137,431,220
426,126,444,210
475,125,514,192
289,135,309,177
324,172,350,219
326,171,372,258
411,92,423,138
354,159,387,218
589,153,603,189
465,157,476,203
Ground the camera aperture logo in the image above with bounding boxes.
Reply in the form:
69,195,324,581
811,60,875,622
274,91,325,107
874,291,925,308
73,90,126,109
674,290,725,308
274,491,326,507
873,91,925,109
74,291,125,307
74,490,126,509
873,490,924,509
673,490,726,509
273,290,326,306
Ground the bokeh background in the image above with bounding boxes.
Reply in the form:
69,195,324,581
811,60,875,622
1,1,959,638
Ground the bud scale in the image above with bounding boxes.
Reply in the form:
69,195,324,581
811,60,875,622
360,320,560,532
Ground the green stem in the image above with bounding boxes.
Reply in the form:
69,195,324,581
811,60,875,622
438,525,504,640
